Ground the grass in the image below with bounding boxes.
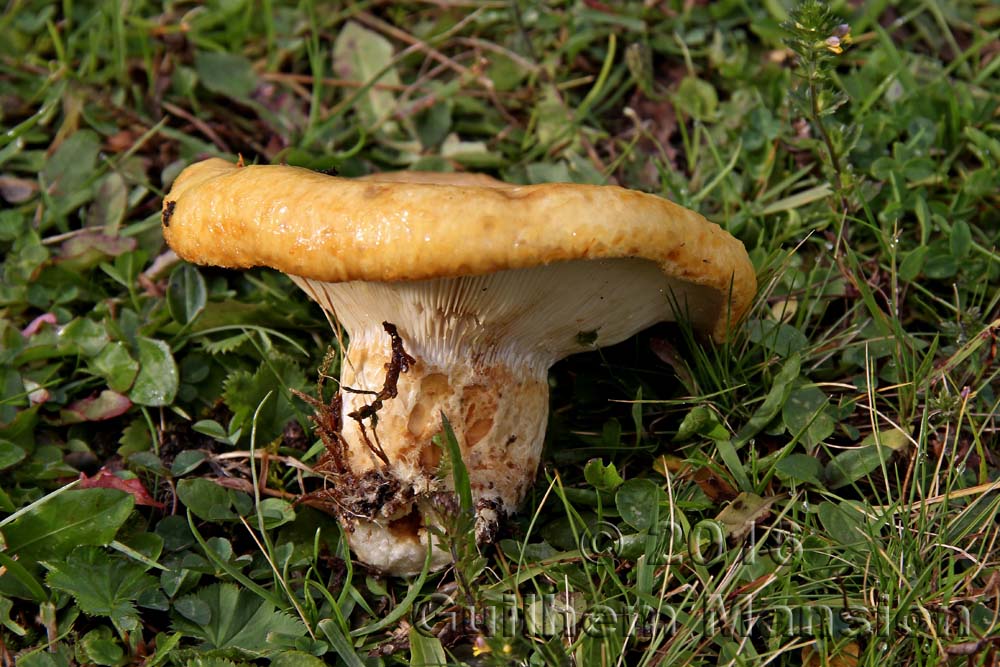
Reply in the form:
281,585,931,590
1,0,999,665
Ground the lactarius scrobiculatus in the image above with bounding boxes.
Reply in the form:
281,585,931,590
161,158,756,575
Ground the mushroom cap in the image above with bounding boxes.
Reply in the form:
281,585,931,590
162,158,755,340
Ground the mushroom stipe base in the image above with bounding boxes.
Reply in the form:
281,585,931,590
298,321,519,575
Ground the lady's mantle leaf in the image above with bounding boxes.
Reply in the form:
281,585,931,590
172,583,306,655
45,546,157,633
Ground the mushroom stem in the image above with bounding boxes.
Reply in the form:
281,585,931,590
341,329,548,569
328,322,549,574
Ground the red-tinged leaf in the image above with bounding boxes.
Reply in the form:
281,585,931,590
21,313,57,338
23,379,50,406
650,337,695,389
79,467,164,508
0,175,37,203
583,0,616,12
63,390,132,422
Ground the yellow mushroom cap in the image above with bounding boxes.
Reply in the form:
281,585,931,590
162,158,755,341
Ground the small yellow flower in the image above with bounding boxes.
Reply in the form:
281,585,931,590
824,36,843,54
472,636,491,656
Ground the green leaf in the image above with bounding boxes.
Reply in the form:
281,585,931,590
192,419,230,442
923,241,958,279
0,552,48,600
194,52,258,100
600,418,622,447
222,357,305,444
167,265,207,325
781,384,835,445
673,76,718,120
118,418,152,456
950,220,972,260
112,531,164,569
962,167,995,198
172,583,307,655
60,317,110,357
615,479,662,532
18,644,74,667
271,651,327,667
824,444,890,489
176,478,237,521
160,566,200,599
817,502,867,549
174,595,211,625
145,632,182,667
128,451,167,475
332,21,402,129
46,546,158,633
415,100,452,149
129,337,179,406
675,406,731,442
79,627,125,666
583,458,624,492
408,627,448,666
440,412,472,515
257,498,296,530
87,172,127,234
200,332,251,356
630,386,644,445
41,130,100,199
963,126,1000,163
203,537,239,569
774,453,824,487
0,440,27,470
182,658,254,667
713,438,751,492
746,320,808,357
898,246,927,281
91,342,140,393
0,488,13,514
319,619,366,667
735,353,801,448
860,427,910,452
0,595,27,636
1,488,134,563
440,133,501,167
171,450,207,476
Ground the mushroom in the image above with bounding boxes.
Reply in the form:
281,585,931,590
161,158,756,575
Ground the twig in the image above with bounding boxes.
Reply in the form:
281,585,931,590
345,322,415,465
260,71,410,92
162,101,232,153
214,450,320,475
